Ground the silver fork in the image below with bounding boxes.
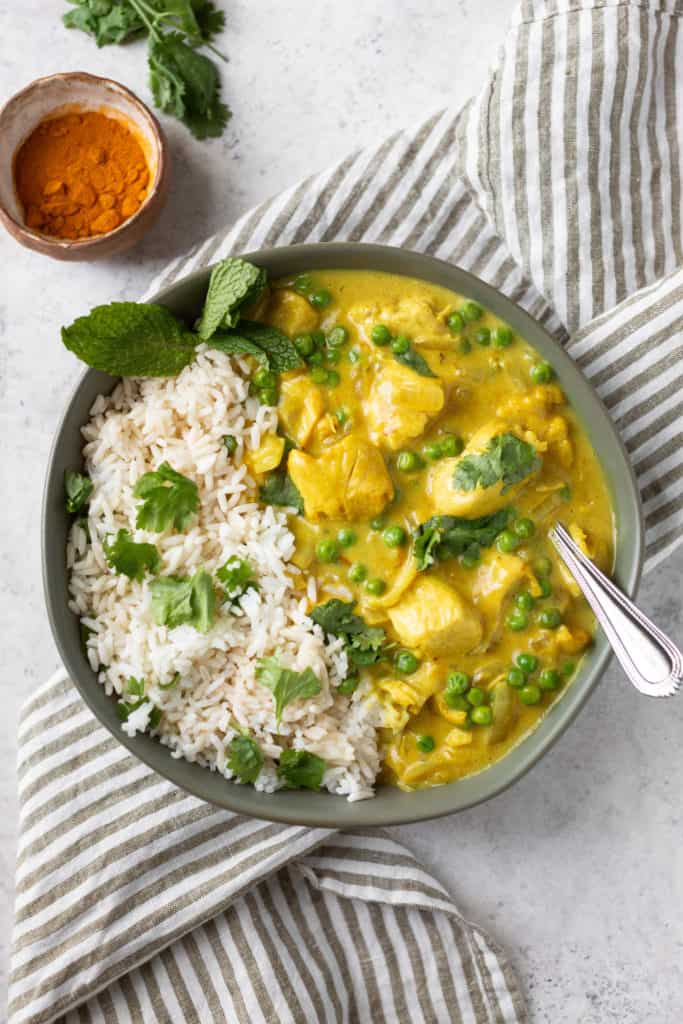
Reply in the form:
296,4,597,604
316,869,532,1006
548,522,682,698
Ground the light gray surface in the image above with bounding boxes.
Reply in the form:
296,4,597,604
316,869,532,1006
1,2,681,1020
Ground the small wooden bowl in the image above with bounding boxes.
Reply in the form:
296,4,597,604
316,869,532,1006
0,72,170,260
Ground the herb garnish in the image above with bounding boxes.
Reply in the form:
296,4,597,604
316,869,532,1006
259,471,304,514
65,469,94,514
255,656,322,725
63,1,230,139
149,569,215,632
198,259,267,339
277,749,326,790
453,432,540,494
227,732,264,784
392,344,436,378
116,677,162,728
104,529,161,580
134,462,199,532
310,599,387,668
413,509,512,571
216,556,259,607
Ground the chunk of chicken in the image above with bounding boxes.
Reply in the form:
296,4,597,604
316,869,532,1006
387,577,483,657
472,550,541,645
245,434,285,475
349,296,455,350
497,385,573,467
375,661,442,725
278,376,326,448
287,434,393,522
427,421,541,517
266,289,319,337
363,359,445,451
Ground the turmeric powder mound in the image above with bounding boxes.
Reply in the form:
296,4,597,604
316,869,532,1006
14,111,151,240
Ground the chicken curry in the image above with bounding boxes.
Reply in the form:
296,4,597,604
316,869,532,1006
249,270,614,790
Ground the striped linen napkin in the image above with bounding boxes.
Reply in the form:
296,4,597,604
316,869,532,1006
10,1,683,1020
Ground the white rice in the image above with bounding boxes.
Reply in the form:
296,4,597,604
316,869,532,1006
67,346,382,801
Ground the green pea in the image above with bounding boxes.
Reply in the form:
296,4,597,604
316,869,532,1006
440,435,464,457
460,546,480,569
258,387,278,406
223,434,237,455
496,530,519,554
316,539,339,563
253,366,277,388
515,591,535,612
383,525,407,548
537,577,553,598
416,734,435,753
327,326,348,347
530,361,553,384
447,312,464,333
492,325,513,348
539,668,561,691
334,408,349,425
396,650,420,674
462,300,483,322
538,608,562,629
337,674,359,695
513,517,535,539
365,578,386,596
370,514,387,531
310,366,328,385
459,338,472,355
506,610,529,632
516,653,538,674
561,659,576,677
326,370,341,387
560,484,572,501
397,451,420,472
391,335,411,355
325,348,341,364
423,441,444,461
310,288,332,309
534,555,553,576
371,324,391,346
348,562,367,583
311,329,326,348
444,692,469,711
467,686,486,707
475,327,491,347
337,528,357,548
471,705,493,726
308,351,325,368
293,273,313,294
519,684,542,706
294,333,314,357
447,671,470,694
507,668,526,689
348,347,361,364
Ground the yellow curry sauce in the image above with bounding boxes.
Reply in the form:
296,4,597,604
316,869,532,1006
248,270,614,790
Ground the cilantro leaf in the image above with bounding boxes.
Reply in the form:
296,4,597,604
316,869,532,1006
393,344,436,378
104,529,161,581
63,1,144,46
198,258,267,339
191,0,225,40
277,749,326,790
413,509,512,571
256,656,322,725
230,322,303,374
149,33,230,139
217,556,259,606
65,469,93,514
227,733,264,783
61,302,197,377
149,569,215,632
453,433,541,494
310,599,387,668
134,462,199,532
259,471,304,514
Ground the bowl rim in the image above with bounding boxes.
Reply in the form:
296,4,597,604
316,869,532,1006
0,70,167,251
42,242,645,827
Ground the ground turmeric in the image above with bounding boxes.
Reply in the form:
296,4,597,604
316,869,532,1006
14,110,151,240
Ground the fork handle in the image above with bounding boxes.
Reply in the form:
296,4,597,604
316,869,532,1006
549,523,682,698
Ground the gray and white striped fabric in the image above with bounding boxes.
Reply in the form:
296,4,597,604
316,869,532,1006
11,0,683,1020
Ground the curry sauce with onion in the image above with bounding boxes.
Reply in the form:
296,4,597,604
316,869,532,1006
246,270,614,790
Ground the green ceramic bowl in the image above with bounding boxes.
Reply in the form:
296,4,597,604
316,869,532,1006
42,243,644,827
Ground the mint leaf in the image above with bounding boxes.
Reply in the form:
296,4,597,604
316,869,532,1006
255,657,321,725
413,509,512,571
65,469,93,514
277,749,326,790
393,344,436,378
227,733,264,783
310,599,387,668
231,322,303,373
209,335,270,365
134,462,198,533
198,258,267,339
453,433,541,494
104,529,161,581
216,556,259,606
149,569,215,632
149,33,230,139
259,471,304,513
62,302,197,377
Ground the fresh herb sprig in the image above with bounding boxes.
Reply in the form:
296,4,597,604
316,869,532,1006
255,656,322,725
63,0,230,139
413,509,512,571
453,433,541,494
310,599,387,669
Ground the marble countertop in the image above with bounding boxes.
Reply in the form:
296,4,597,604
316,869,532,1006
2,2,682,1019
